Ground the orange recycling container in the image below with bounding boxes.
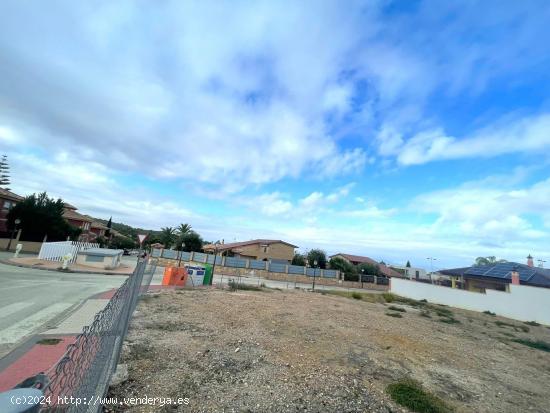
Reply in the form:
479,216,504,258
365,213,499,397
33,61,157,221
162,266,188,286
173,267,188,286
162,267,177,285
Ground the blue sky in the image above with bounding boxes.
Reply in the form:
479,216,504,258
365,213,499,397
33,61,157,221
1,0,550,269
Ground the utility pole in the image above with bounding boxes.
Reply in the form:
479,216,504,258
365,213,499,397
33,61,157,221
312,259,318,291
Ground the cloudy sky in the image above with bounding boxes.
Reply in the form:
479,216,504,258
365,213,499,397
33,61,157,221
1,0,550,269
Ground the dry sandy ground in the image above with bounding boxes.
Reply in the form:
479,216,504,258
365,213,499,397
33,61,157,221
108,288,550,413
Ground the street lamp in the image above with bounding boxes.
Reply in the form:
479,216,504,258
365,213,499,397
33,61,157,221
426,257,437,283
177,242,186,267
6,218,21,251
210,241,221,286
361,268,365,288
312,259,318,291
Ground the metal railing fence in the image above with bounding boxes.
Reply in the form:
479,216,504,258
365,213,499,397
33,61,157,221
38,241,99,264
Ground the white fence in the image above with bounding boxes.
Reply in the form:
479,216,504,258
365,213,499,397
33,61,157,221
391,278,550,325
38,241,99,264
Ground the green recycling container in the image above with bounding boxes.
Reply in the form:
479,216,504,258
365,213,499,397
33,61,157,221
203,263,213,285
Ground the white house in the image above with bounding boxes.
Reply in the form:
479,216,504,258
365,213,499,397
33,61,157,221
390,264,429,281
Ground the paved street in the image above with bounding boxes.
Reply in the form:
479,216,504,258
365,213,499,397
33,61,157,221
0,252,129,357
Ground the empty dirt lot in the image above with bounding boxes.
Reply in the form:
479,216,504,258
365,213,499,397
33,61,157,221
108,288,550,412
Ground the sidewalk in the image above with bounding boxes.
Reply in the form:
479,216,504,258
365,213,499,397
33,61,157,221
0,281,166,392
3,257,134,275
0,294,112,391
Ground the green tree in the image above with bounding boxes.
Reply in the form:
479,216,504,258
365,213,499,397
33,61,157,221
307,249,327,269
178,231,204,252
329,257,357,281
358,262,381,276
406,260,411,268
474,256,507,266
160,227,177,248
7,192,79,241
291,253,306,266
105,216,112,239
111,235,136,250
0,154,10,190
177,223,192,236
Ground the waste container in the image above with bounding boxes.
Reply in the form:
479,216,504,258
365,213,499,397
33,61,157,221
202,263,213,285
173,267,188,286
185,267,205,287
162,267,177,285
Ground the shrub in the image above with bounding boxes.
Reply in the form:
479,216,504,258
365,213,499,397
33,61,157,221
382,293,396,303
386,379,451,413
512,339,550,352
228,280,261,291
438,317,460,324
434,307,453,317
386,312,403,318
495,320,515,328
524,321,540,327
483,310,496,316
388,305,406,312
351,292,362,300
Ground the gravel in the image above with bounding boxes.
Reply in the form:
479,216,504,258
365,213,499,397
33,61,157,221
107,288,550,413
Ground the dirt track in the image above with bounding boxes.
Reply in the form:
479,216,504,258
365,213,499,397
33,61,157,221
108,288,550,412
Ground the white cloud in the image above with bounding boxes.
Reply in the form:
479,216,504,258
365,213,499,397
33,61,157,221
380,113,550,166
414,175,550,243
343,206,397,219
0,1,372,190
9,153,202,230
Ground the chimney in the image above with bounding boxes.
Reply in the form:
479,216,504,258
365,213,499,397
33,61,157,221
511,269,520,285
527,254,534,267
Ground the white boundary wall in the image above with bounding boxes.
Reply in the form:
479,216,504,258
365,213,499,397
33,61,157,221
391,278,550,325
38,241,99,264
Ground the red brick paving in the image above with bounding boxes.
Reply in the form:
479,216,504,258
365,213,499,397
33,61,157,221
0,336,76,392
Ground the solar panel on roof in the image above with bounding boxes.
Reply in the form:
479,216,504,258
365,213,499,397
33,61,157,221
460,262,542,284
465,266,492,276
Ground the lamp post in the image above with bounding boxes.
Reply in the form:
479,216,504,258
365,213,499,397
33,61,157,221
6,218,20,251
361,268,365,288
177,242,186,267
312,259,318,291
426,257,437,283
210,241,221,286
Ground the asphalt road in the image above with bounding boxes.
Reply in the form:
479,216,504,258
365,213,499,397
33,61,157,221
0,252,130,358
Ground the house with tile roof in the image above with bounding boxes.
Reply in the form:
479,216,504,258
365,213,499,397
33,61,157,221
437,255,550,292
203,239,298,263
62,203,93,233
0,188,24,233
329,253,403,278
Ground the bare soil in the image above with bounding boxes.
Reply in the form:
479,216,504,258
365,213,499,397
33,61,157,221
107,288,550,412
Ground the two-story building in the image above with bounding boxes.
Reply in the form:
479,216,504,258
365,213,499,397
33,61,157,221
203,239,298,263
63,202,93,234
0,188,24,234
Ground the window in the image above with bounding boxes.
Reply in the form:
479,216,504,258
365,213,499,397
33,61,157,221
3,200,12,210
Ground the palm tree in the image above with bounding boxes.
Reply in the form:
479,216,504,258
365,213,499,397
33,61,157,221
160,227,176,248
177,223,192,236
474,256,507,266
